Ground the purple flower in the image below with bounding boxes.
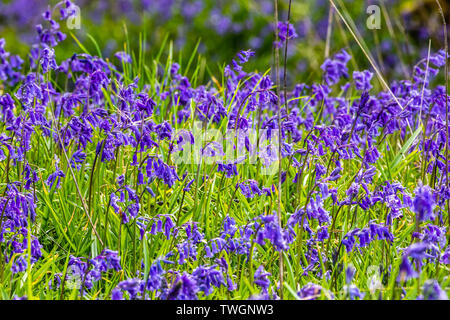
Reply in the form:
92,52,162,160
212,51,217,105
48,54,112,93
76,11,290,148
298,283,329,300
397,256,418,282
317,226,329,241
346,183,360,201
114,51,132,64
70,150,86,170
321,49,351,85
342,228,360,252
46,159,66,190
40,46,57,73
170,62,180,76
48,273,62,290
254,265,271,291
442,246,450,264
413,184,435,222
406,242,433,260
183,179,194,192
164,216,175,239
92,249,121,272
11,256,27,274
226,49,255,74
147,157,179,188
111,288,124,300
274,22,298,48
429,49,448,68
116,278,141,299
167,273,198,300
117,174,125,187
236,49,255,64
192,265,225,296
353,70,373,91
345,265,356,284
218,163,238,178
421,280,448,300
344,284,365,300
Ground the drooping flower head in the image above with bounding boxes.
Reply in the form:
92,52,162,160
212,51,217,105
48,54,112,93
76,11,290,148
321,49,351,85
114,51,132,64
421,280,448,300
254,265,271,291
353,70,374,91
274,22,298,48
412,184,435,222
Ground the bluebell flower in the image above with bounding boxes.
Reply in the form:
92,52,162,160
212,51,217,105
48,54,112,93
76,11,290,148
167,273,198,300
40,46,57,73
344,284,365,300
236,49,255,64
421,280,448,300
321,49,351,85
11,255,27,274
406,242,433,260
345,265,356,284
397,255,418,282
164,216,175,240
218,163,238,178
114,51,132,64
353,70,373,91
254,265,271,291
192,265,225,296
317,226,329,241
274,22,298,48
111,288,124,300
413,184,435,222
442,246,450,264
117,278,141,299
342,228,360,252
346,182,360,200
46,157,66,190
298,283,330,300
70,150,86,170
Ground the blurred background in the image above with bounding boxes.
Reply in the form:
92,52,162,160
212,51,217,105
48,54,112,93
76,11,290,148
0,0,448,86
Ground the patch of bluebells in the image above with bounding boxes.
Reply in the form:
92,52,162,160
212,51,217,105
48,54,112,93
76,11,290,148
0,0,449,300
110,259,232,300
48,250,121,292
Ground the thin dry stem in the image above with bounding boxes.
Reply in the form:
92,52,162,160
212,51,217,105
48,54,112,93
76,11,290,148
273,0,284,300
